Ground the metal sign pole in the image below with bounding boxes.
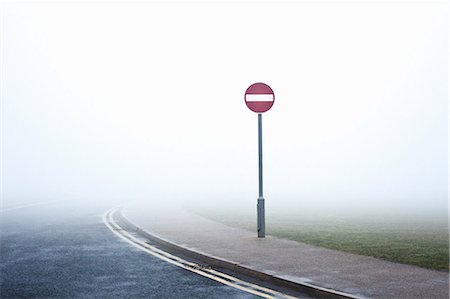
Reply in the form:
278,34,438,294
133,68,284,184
257,113,265,238
245,82,273,239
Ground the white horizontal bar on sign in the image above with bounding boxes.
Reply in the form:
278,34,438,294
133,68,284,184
245,94,274,102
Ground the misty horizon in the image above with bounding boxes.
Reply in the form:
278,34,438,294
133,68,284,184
1,1,448,221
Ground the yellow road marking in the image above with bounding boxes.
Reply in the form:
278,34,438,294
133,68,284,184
103,208,299,299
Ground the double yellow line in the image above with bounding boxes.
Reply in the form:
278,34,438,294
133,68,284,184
103,208,299,299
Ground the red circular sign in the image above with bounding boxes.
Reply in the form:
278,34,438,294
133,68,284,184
245,83,275,113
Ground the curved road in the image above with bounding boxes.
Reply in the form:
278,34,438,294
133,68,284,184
0,201,259,298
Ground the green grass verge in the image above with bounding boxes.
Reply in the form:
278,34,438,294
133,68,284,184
193,210,449,271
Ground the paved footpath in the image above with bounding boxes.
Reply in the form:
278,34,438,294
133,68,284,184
122,201,448,299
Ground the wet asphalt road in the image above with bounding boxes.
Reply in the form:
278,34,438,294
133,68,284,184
0,201,257,298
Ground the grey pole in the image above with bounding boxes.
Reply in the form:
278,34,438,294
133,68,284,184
257,113,265,238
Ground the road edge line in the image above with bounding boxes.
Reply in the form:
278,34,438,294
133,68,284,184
104,208,296,299
114,208,366,299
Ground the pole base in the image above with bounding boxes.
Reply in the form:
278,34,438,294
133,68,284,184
257,197,265,238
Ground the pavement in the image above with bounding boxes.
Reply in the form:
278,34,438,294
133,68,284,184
122,201,449,299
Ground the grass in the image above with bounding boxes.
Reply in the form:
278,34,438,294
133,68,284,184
192,209,449,271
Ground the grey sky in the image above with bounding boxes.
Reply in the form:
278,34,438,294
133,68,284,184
1,1,448,217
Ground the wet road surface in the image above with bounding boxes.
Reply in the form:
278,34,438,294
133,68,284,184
0,201,258,298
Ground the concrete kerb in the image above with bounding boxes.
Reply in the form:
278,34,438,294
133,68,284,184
114,208,365,299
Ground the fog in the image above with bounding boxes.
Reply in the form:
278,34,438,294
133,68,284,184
1,1,448,219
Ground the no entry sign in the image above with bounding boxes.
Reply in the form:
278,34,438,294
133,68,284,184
244,82,275,238
245,83,275,113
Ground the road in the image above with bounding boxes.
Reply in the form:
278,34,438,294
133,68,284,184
0,200,260,298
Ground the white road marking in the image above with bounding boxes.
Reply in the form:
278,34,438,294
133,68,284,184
103,208,299,299
0,200,60,212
